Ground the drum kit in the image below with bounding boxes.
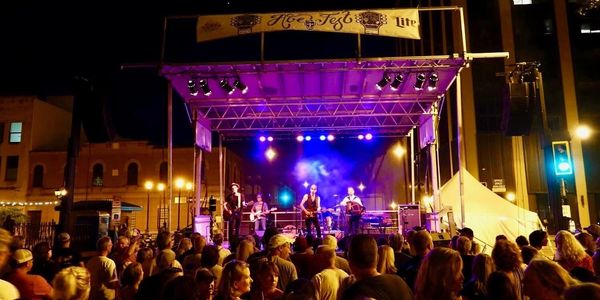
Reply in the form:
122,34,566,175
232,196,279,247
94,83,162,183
320,204,345,232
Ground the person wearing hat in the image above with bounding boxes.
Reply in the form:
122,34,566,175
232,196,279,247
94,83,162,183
52,232,83,270
224,182,247,242
6,249,53,300
0,229,19,300
267,234,297,291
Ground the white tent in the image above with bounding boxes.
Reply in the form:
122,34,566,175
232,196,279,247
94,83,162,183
439,169,544,252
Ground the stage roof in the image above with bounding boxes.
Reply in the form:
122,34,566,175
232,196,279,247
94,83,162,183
161,55,465,138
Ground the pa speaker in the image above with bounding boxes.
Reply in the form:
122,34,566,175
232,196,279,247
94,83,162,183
431,232,452,248
501,82,536,136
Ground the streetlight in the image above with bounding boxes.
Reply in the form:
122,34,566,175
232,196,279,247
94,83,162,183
185,182,193,228
175,178,185,231
157,183,166,230
144,181,154,233
54,188,67,199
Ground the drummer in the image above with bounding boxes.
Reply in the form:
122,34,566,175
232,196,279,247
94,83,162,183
340,187,364,235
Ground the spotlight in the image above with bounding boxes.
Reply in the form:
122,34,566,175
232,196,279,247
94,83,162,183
327,134,335,141
187,80,198,96
365,133,373,140
220,79,235,95
259,136,266,142
319,135,326,141
414,73,426,90
296,135,304,142
267,136,273,142
233,79,248,94
199,79,212,96
375,74,391,90
427,73,438,91
265,147,276,161
390,74,404,91
305,136,312,141
358,134,365,140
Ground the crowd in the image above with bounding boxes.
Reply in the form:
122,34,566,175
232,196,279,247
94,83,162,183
1,224,600,300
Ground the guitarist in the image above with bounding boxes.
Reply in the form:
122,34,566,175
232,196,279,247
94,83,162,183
250,193,270,232
340,187,364,236
224,182,245,241
299,184,321,238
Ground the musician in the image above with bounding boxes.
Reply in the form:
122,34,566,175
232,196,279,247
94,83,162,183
250,193,269,232
340,187,364,235
224,182,245,240
299,184,322,238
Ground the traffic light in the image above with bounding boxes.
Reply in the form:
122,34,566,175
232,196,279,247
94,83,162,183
552,141,573,176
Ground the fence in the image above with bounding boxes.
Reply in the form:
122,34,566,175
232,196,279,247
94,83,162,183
14,221,57,249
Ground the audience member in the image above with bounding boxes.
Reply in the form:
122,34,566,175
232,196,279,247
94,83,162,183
456,236,474,284
6,248,53,300
201,245,224,290
52,266,91,300
52,232,83,270
119,262,143,300
555,230,594,273
213,232,231,266
576,232,596,257
87,236,119,300
161,275,201,300
486,271,518,300
523,259,578,300
267,234,297,291
459,227,481,254
135,248,154,279
249,260,283,300
195,268,216,300
0,228,18,300
461,253,494,300
520,245,539,265
377,245,397,275
31,241,59,283
414,247,463,300
515,235,529,249
398,229,432,289
322,235,351,274
312,246,348,300
564,282,600,300
491,239,526,300
215,260,252,300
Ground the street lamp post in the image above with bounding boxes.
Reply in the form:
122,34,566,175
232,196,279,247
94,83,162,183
144,181,154,234
175,178,185,231
157,183,166,230
185,182,193,228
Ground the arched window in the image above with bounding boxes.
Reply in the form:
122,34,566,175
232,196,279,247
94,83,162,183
92,163,104,187
32,165,44,187
127,163,139,186
159,162,168,183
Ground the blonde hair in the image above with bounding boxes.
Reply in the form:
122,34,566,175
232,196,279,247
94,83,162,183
414,247,463,300
456,236,472,255
525,259,578,296
471,253,495,294
555,230,588,263
52,267,91,300
377,245,397,274
322,235,338,250
235,240,255,262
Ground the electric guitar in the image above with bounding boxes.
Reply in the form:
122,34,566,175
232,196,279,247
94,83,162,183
224,200,254,221
250,208,278,222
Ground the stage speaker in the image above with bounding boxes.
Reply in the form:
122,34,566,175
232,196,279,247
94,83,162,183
430,232,452,248
399,204,421,233
501,82,536,136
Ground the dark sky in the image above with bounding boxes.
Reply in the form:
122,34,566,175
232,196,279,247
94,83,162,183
0,1,407,145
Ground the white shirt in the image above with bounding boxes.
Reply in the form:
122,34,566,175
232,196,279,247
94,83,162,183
340,195,363,206
312,268,349,300
0,279,19,300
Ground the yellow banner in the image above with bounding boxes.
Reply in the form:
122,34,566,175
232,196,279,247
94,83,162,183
197,9,420,42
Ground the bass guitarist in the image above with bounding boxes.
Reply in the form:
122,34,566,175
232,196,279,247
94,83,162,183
340,187,364,236
224,182,246,241
250,193,275,233
299,184,321,238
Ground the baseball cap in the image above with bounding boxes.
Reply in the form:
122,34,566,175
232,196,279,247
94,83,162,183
59,232,71,242
586,224,600,237
458,227,474,238
231,182,240,188
268,234,295,250
13,249,33,264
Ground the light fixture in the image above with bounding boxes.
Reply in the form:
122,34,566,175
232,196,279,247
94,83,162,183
305,135,312,141
390,74,404,91
259,136,266,142
319,135,327,141
327,134,335,141
199,79,211,96
296,135,304,142
267,136,274,142
365,133,373,140
187,80,198,96
233,79,248,94
220,79,235,95
427,73,439,91
375,74,391,90
358,134,365,140
265,147,276,161
414,73,426,90
575,125,592,140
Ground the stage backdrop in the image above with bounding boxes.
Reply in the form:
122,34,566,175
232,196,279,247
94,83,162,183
440,169,544,253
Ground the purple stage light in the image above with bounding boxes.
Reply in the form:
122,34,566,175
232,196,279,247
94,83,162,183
358,134,365,140
296,135,304,142
259,136,266,142
327,134,335,141
267,136,274,142
365,133,373,140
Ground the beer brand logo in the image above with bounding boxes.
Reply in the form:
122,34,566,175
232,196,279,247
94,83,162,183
356,11,387,35
231,15,262,35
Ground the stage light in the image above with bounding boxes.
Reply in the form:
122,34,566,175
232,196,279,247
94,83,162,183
358,134,365,140
265,147,276,161
428,73,439,91
303,181,309,188
305,135,312,141
319,135,326,141
393,144,406,158
365,133,373,140
233,79,248,94
327,134,335,141
187,80,198,96
259,136,266,142
390,202,398,209
296,135,304,142
267,136,274,142
358,183,366,192
220,79,235,95
199,79,211,96
390,74,404,91
414,73,426,90
375,74,391,90
505,192,516,202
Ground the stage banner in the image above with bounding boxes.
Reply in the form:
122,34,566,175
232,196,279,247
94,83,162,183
197,9,420,42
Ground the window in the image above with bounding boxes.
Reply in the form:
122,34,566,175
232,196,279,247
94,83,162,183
32,165,44,187
92,163,104,187
513,0,532,4
159,162,168,182
5,156,19,181
126,163,139,186
9,122,22,144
